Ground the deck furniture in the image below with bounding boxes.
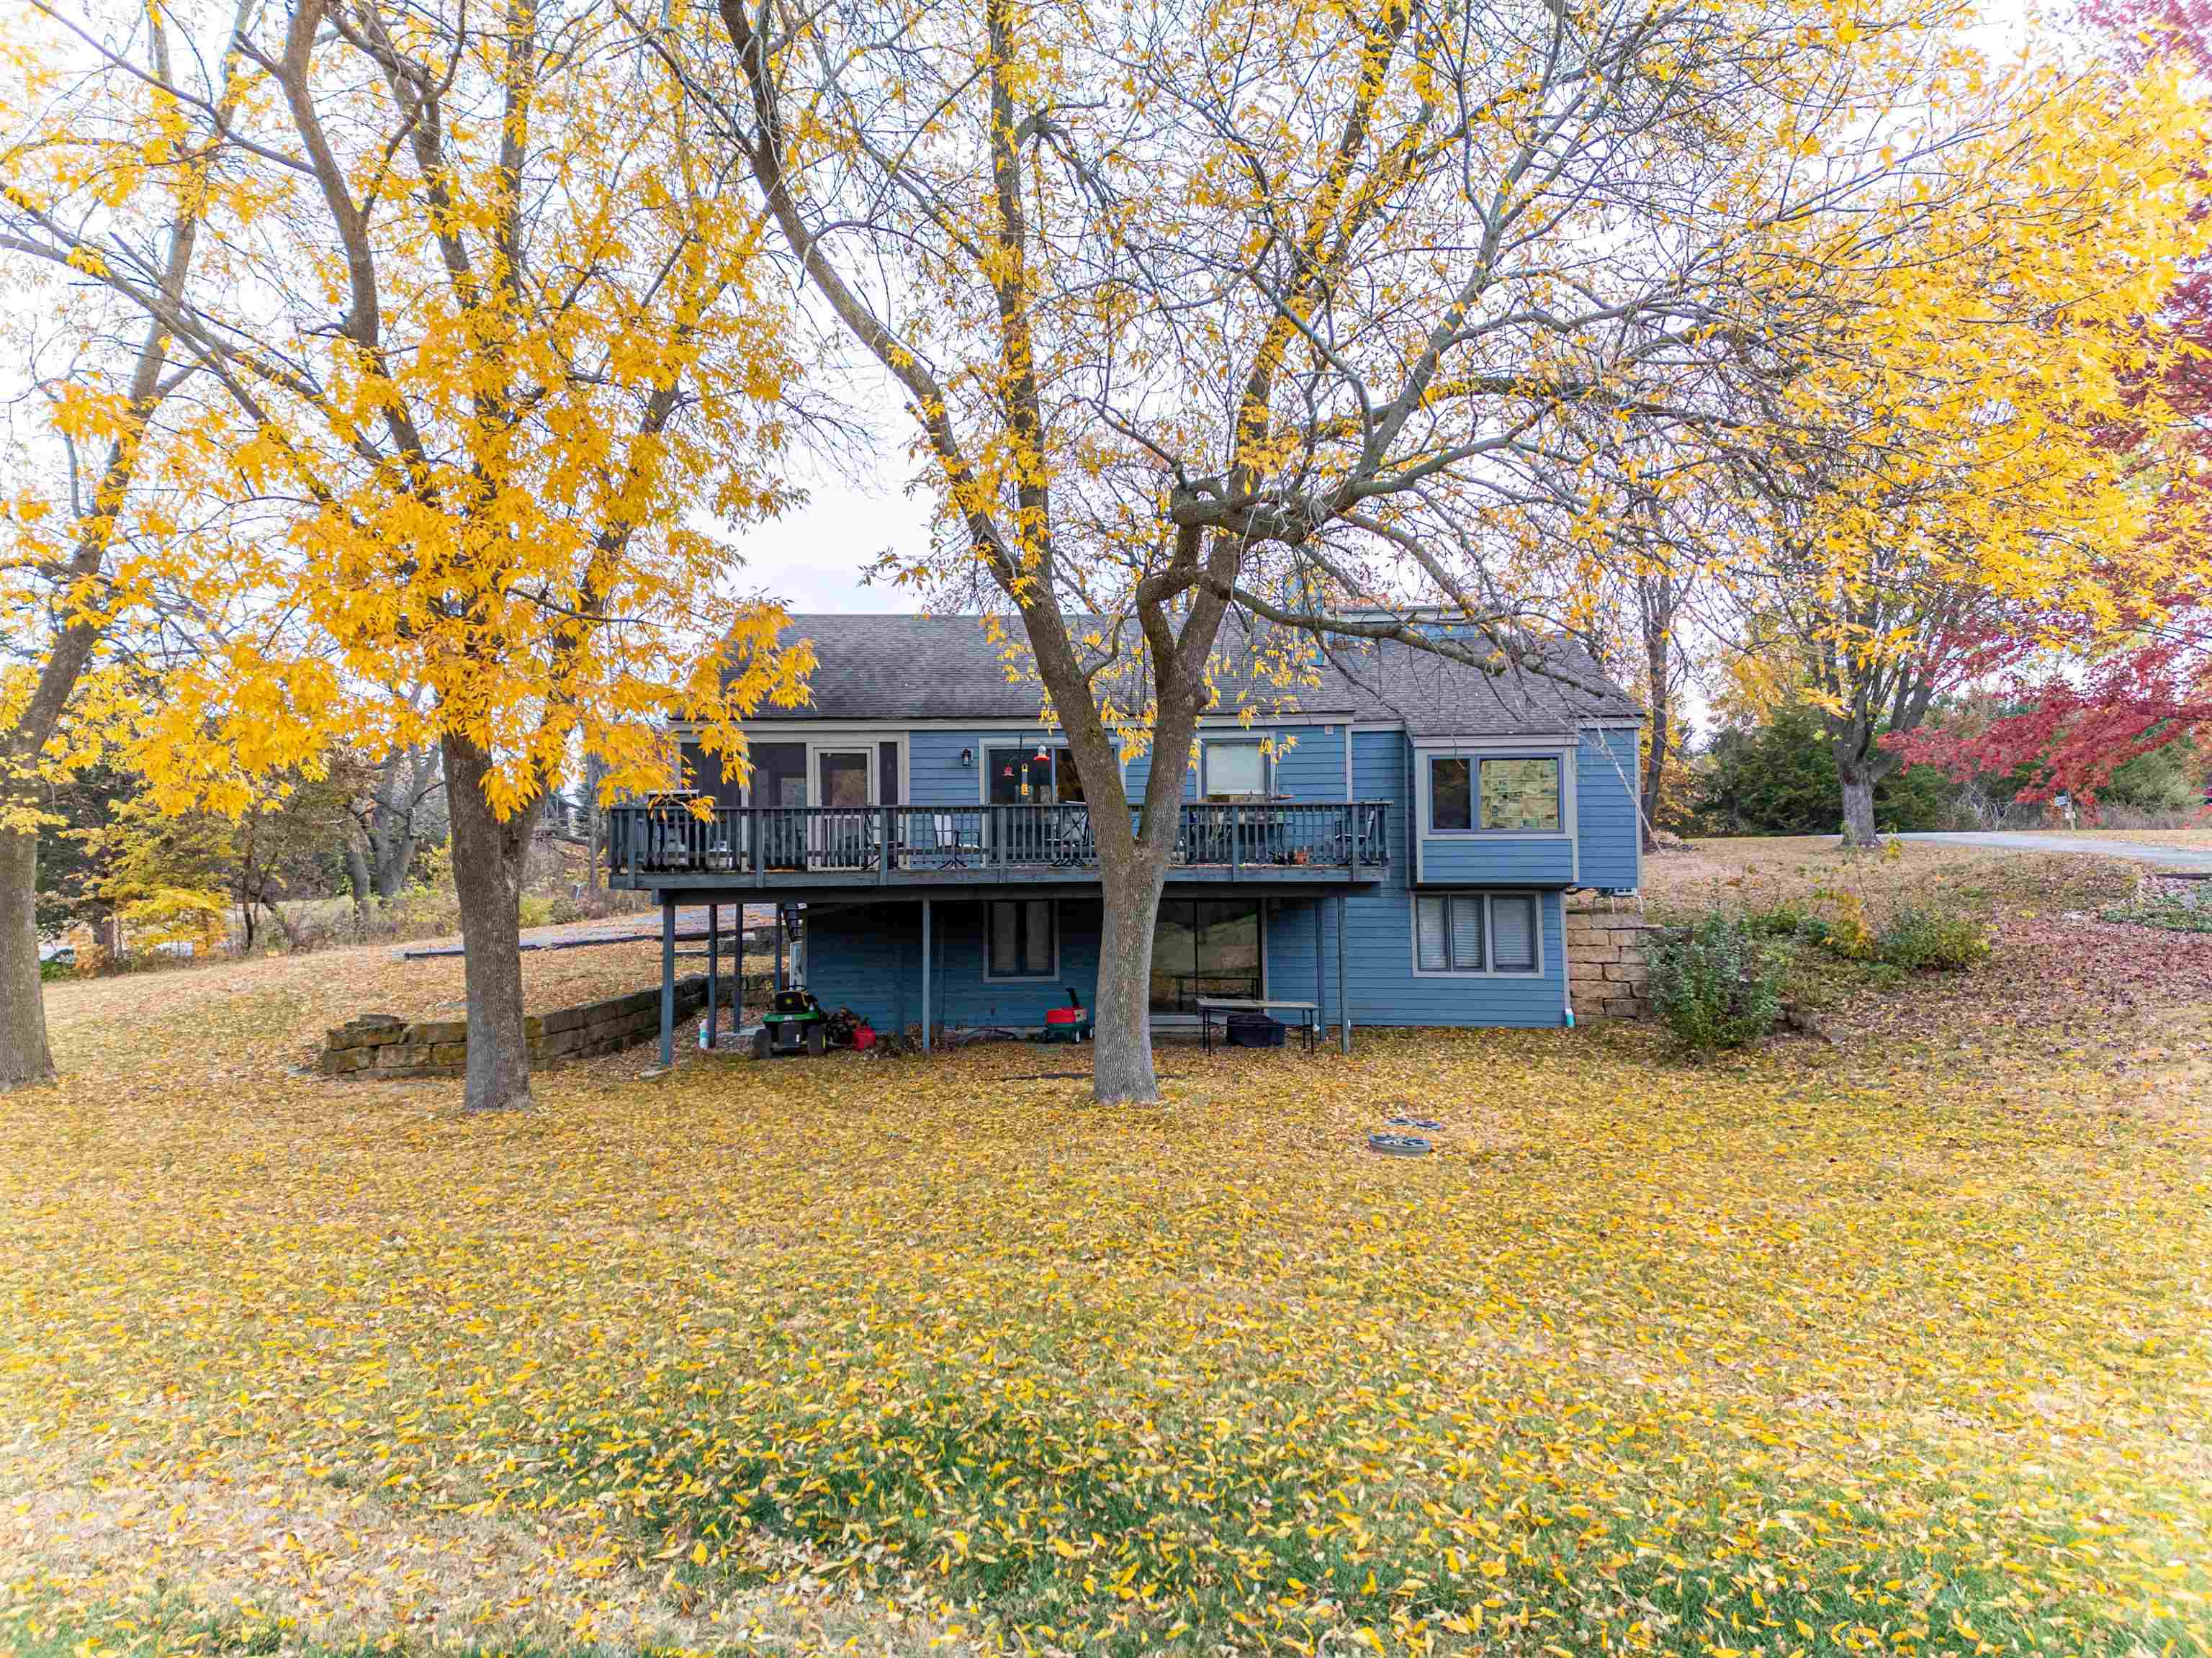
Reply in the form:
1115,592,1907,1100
1197,996,1321,1055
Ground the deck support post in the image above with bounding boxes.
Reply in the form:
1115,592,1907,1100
920,897,932,1054
775,910,786,991
1314,898,1325,1032
1336,894,1352,1055
659,895,676,1069
705,902,719,1050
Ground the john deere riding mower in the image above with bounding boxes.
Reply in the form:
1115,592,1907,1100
752,988,828,1058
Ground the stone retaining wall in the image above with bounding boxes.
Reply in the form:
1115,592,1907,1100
2141,871,2211,911
323,975,727,1078
1566,893,1658,1021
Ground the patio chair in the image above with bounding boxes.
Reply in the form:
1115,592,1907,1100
904,812,982,870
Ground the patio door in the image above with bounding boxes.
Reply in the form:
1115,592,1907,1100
1149,898,1263,1015
814,748,873,868
755,742,808,870
987,746,1060,803
986,745,1083,861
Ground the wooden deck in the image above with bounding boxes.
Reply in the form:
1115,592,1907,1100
607,801,1392,893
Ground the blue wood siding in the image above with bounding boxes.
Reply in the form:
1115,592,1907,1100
1264,894,1334,1019
909,731,1134,808
805,897,1104,1033
1263,887,1566,1030
1262,724,1346,803
907,731,976,807
861,722,1357,811
1250,731,1568,1028
809,890,1563,1034
785,721,1623,1035
1576,727,1641,890
1420,835,1574,885
1125,742,1193,806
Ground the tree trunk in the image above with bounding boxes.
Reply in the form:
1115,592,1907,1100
1640,589,1671,853
368,750,425,898
1838,764,1880,849
374,824,415,900
583,751,606,893
0,826,56,1093
1091,852,1167,1104
1640,700,1669,854
442,730,538,1112
1063,682,1202,1106
343,837,372,927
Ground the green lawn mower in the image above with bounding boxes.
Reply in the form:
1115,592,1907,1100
752,988,829,1058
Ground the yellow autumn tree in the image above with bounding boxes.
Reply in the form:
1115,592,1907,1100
668,0,1994,1100
1719,55,2211,844
4,0,814,1107
0,0,263,1090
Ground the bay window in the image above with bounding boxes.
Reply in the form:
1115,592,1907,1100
1426,754,1563,834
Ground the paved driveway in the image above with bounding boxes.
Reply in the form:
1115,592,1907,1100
1893,831,2212,869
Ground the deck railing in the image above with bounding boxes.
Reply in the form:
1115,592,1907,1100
607,801,1392,884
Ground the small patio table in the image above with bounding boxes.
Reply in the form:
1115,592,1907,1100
1197,997,1321,1055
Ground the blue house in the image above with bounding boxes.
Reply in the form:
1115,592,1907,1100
608,615,1644,1059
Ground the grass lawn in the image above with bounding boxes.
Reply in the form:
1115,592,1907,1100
1640,837,2149,919
4,855,2210,1657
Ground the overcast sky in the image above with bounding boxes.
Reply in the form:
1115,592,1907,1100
731,0,2056,621
730,377,934,614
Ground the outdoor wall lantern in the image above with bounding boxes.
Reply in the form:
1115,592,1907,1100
961,747,974,767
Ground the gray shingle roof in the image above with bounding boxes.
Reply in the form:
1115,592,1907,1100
748,613,1640,736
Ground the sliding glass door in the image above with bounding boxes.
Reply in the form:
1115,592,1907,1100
985,747,1083,804
1149,898,1262,1014
817,749,871,808
987,745,1084,862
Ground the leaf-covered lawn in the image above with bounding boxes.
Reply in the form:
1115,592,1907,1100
4,895,2208,1658
1641,839,2144,922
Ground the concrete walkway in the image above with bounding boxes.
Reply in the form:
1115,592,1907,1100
1892,831,2212,869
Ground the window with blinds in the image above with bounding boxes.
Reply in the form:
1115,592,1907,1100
1413,892,1540,974
1490,893,1538,971
1202,741,1267,800
1416,895,1450,971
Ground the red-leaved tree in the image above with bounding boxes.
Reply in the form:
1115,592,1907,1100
1889,0,2212,814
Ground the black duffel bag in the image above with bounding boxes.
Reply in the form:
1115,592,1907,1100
1226,1010,1287,1048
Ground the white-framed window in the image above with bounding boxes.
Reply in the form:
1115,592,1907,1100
985,898,1058,979
1413,891,1543,976
1202,739,1267,800
1427,754,1563,834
